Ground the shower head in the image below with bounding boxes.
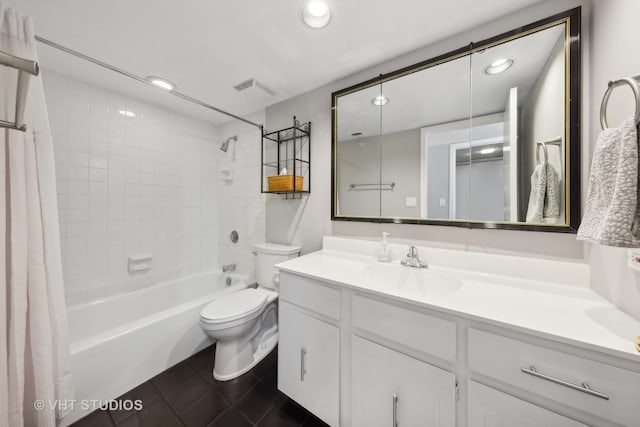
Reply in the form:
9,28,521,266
220,135,238,152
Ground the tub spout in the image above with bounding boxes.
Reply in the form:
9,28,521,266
222,264,236,273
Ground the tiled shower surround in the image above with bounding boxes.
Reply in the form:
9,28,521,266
43,68,265,306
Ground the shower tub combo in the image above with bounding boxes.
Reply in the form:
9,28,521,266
65,272,246,423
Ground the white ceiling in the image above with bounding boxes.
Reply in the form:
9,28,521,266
7,0,546,125
337,24,565,140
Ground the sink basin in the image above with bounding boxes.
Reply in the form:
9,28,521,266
361,263,462,297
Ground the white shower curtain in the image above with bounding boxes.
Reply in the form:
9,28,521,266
0,5,73,427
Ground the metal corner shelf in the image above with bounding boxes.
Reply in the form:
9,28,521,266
261,116,311,199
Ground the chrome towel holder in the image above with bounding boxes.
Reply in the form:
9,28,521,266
0,49,39,132
600,74,640,130
536,136,562,165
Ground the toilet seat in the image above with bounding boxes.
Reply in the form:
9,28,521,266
200,288,267,324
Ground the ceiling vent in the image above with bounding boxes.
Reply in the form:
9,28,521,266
233,78,276,96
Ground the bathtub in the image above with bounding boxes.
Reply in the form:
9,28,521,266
65,272,247,424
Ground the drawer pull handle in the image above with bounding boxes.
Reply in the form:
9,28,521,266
392,394,398,427
300,348,307,381
520,365,609,400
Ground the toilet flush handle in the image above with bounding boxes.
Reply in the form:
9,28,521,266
273,273,280,287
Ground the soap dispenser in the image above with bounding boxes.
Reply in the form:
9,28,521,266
378,232,392,262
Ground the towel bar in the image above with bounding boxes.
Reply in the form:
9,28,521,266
0,49,39,132
349,182,395,191
536,137,562,165
600,74,640,130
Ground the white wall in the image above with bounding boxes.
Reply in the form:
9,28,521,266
265,93,333,252
586,0,640,319
338,128,421,218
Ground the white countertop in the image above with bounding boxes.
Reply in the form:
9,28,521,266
277,247,640,363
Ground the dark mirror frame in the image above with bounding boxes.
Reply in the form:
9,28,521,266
331,7,581,233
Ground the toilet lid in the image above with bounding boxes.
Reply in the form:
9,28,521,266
200,288,268,324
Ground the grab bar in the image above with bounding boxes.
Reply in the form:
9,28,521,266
349,182,395,191
521,365,609,400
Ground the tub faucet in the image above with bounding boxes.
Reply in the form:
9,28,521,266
222,263,236,273
401,246,428,269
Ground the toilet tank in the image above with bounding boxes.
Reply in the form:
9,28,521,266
254,242,301,290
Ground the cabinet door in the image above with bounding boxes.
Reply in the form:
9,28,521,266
278,301,339,426
468,381,587,427
352,335,456,427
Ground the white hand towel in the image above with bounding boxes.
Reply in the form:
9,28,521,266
526,163,560,223
526,164,548,223
577,117,640,247
544,163,560,221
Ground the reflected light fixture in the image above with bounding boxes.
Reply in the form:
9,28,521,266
371,95,389,106
302,0,331,28
118,109,136,118
484,58,514,75
480,147,497,155
146,76,176,91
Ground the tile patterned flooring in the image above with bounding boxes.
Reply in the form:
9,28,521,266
71,345,328,427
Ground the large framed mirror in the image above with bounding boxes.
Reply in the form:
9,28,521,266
331,8,581,232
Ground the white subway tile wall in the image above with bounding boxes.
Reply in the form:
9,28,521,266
43,68,237,306
218,117,266,284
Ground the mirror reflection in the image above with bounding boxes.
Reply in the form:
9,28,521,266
333,18,574,230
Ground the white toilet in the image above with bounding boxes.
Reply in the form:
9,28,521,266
199,242,300,381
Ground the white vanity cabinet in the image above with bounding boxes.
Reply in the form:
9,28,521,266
468,381,588,427
352,336,456,427
276,257,640,427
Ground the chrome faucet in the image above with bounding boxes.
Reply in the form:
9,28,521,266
222,263,236,273
400,246,428,268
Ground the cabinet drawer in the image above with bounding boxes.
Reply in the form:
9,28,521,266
468,329,640,426
468,381,587,427
279,272,341,320
352,294,456,362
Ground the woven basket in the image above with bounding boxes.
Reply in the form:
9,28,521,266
268,175,303,192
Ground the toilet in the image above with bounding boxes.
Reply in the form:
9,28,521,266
199,242,301,381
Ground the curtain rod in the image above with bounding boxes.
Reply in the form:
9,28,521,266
35,36,263,129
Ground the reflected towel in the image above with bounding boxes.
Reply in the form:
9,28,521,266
526,163,560,223
578,117,640,247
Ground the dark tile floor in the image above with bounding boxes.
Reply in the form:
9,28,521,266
72,345,328,427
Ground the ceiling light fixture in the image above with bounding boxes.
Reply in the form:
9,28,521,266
118,109,136,118
484,58,514,75
146,76,176,91
371,95,389,106
302,0,331,29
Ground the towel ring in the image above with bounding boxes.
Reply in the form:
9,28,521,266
600,77,640,130
536,142,548,165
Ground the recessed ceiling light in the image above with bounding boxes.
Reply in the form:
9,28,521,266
484,58,514,75
118,109,136,118
480,147,497,155
302,0,331,29
371,95,389,106
146,76,176,91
